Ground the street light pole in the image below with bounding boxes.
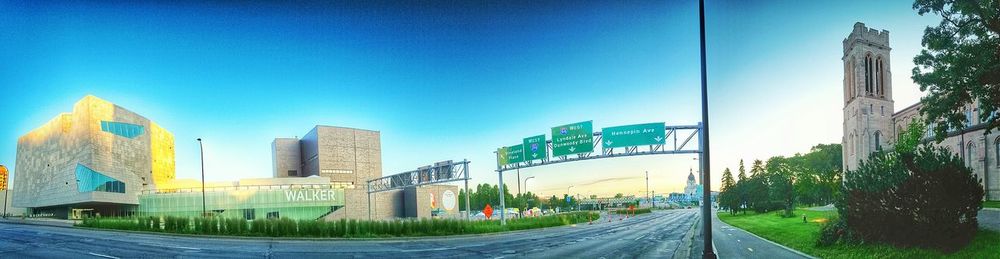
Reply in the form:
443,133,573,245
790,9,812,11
197,138,207,217
524,176,535,195
521,176,535,214
699,0,716,257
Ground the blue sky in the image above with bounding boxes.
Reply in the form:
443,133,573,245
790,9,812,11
0,1,940,198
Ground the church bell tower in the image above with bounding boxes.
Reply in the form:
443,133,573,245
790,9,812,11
842,22,895,172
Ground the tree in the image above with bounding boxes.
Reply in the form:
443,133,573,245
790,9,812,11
719,168,738,214
912,0,1000,137
766,156,795,217
750,159,765,177
737,159,747,182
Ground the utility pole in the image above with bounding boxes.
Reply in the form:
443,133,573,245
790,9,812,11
645,171,650,207
699,0,717,257
197,138,207,217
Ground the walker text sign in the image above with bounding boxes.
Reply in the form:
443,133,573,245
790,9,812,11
523,135,547,161
284,189,341,202
601,122,666,149
497,144,525,166
551,121,594,156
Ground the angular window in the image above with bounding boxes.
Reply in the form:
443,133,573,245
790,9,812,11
75,163,126,193
100,121,145,139
995,137,1000,167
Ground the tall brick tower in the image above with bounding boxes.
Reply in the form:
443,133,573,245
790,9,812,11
842,22,895,172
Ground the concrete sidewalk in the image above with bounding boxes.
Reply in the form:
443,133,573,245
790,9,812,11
0,217,75,228
979,208,1000,232
689,210,813,259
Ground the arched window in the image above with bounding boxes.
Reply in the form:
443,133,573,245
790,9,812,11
874,131,882,151
967,142,977,167
865,54,874,95
848,134,854,155
850,58,856,98
995,137,1000,167
876,56,885,97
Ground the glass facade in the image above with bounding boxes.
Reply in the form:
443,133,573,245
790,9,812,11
138,184,345,221
75,163,126,193
100,121,145,139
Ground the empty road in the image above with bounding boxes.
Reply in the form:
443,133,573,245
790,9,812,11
0,209,699,258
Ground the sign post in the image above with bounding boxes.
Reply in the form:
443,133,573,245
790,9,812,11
551,121,594,156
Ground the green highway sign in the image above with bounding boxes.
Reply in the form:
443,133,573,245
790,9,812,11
497,144,525,166
551,121,594,156
523,135,547,161
601,122,666,149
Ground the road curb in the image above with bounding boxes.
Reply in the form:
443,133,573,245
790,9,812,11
0,218,75,228
673,214,698,259
716,214,817,259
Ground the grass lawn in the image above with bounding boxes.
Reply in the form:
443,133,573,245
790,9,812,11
983,200,1000,208
718,209,1000,259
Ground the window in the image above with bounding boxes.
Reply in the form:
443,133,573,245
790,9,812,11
995,137,1000,167
266,211,280,219
873,131,882,151
100,121,145,139
321,169,353,175
967,142,977,167
865,54,874,95
75,163,125,193
876,57,885,97
287,170,297,177
243,209,255,220
966,109,974,127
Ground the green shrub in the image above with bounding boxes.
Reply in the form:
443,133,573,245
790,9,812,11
151,216,161,231
835,145,984,252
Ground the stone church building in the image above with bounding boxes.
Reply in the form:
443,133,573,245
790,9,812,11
842,22,1000,200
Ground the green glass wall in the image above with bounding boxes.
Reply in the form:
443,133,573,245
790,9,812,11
138,185,345,221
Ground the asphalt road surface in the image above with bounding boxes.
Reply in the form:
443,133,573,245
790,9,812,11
0,209,698,258
689,209,812,259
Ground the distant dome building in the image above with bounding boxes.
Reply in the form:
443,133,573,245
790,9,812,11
684,169,698,198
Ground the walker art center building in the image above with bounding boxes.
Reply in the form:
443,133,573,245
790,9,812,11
13,96,459,220
13,95,175,218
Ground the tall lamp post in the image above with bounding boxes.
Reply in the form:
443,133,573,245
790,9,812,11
197,138,207,217
523,176,535,216
698,0,716,257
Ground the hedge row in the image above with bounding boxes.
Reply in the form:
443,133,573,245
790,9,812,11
77,211,600,238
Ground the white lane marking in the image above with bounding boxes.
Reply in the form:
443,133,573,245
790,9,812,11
87,252,120,259
748,248,754,252
170,246,201,250
400,247,452,252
